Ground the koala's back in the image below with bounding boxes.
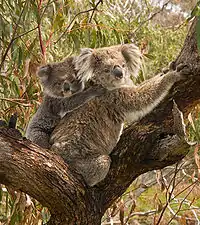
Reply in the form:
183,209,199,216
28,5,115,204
50,92,124,161
26,96,63,148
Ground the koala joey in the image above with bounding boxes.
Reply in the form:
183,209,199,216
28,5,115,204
37,56,84,95
25,56,106,149
50,57,191,187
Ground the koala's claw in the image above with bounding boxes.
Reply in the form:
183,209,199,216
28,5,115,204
162,67,169,74
176,63,187,72
162,61,176,74
176,63,192,76
169,61,176,71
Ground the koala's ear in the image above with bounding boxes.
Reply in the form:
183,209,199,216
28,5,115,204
73,48,95,82
37,65,52,81
121,44,142,77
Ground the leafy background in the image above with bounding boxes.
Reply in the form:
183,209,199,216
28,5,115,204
0,0,200,224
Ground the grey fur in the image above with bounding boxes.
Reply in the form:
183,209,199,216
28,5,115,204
25,56,106,149
50,60,191,186
26,44,139,149
74,44,142,87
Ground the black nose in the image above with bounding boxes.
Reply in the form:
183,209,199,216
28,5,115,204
112,66,123,79
63,82,70,91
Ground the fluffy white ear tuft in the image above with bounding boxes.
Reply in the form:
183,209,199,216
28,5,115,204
73,48,95,82
37,65,52,81
121,44,142,78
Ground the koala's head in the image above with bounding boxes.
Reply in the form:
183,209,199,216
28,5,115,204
74,44,142,90
37,57,84,98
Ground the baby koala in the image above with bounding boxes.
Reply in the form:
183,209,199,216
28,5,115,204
37,57,84,95
25,57,106,149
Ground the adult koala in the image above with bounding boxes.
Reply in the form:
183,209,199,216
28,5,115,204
50,44,190,187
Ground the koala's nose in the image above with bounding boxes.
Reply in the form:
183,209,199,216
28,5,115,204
113,66,123,79
64,82,70,92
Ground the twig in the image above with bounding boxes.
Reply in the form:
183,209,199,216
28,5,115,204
155,162,179,225
15,26,38,40
0,1,27,70
167,205,199,223
88,0,103,23
133,0,171,35
0,97,32,107
37,0,46,61
55,0,103,44
6,191,21,224
167,183,197,224
171,180,198,201
40,0,52,19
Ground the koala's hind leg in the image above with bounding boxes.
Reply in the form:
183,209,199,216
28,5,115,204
76,155,111,187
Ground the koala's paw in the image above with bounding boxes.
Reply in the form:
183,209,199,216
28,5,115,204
70,80,85,93
162,61,176,74
176,63,192,79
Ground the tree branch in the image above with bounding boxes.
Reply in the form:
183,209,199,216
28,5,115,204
0,129,102,224
54,0,103,44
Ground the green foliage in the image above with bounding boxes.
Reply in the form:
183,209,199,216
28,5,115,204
0,0,187,130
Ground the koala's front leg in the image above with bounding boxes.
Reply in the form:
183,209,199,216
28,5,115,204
60,85,107,116
124,64,192,123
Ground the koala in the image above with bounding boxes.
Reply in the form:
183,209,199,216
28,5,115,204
50,63,191,187
37,56,84,95
25,56,106,149
47,44,189,186
26,44,139,149
49,44,191,186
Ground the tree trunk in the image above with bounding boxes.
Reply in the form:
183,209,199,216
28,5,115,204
0,18,200,224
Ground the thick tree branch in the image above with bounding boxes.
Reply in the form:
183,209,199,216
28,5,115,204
0,129,101,224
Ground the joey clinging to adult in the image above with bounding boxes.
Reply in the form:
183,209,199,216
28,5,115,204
25,56,106,149
50,43,191,187
37,56,84,95
25,44,137,149
49,43,142,185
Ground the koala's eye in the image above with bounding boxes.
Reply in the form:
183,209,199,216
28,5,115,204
122,64,126,68
104,68,110,73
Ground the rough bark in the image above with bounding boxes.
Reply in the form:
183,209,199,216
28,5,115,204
0,18,200,224
0,129,102,225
